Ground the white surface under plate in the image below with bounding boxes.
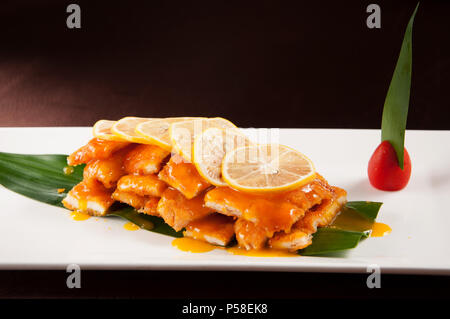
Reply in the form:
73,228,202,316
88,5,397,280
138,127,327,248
0,127,449,274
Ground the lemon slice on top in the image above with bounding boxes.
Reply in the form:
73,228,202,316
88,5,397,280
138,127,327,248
92,120,124,141
111,117,156,143
221,144,316,193
135,117,204,151
192,127,253,186
169,117,239,162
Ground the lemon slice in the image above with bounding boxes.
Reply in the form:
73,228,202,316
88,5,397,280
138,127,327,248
111,117,156,143
169,117,239,162
135,117,204,151
92,120,124,141
193,127,252,186
221,144,316,193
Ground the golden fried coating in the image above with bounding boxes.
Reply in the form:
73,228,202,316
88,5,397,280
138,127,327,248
112,189,147,211
234,218,267,250
116,174,167,197
184,214,235,246
204,187,251,218
62,181,114,216
67,138,130,166
204,186,304,236
158,154,211,199
283,175,334,209
140,197,160,216
157,187,214,231
83,148,129,189
124,144,170,175
268,229,312,251
204,178,331,219
268,187,347,251
294,187,347,233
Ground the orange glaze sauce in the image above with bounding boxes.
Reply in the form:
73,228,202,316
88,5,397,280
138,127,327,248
371,223,392,237
226,247,298,257
331,208,391,237
123,222,140,231
158,154,211,199
70,211,91,221
116,174,167,197
124,144,170,175
172,237,298,256
71,181,106,199
172,237,219,253
70,181,114,208
162,187,213,217
184,214,234,242
67,138,131,166
205,187,304,235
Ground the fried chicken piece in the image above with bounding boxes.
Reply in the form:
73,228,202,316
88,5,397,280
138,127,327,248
268,187,347,251
205,177,339,249
116,174,167,197
112,189,148,211
140,197,160,216
283,175,334,209
204,177,332,219
157,188,214,231
158,154,211,199
234,218,267,250
204,187,252,218
83,147,129,189
184,214,235,246
62,181,114,216
67,138,130,166
112,188,160,215
204,187,305,236
294,187,347,233
268,230,313,251
124,144,170,175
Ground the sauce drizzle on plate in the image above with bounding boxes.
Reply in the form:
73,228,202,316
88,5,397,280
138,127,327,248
70,211,91,221
172,237,218,253
123,222,140,231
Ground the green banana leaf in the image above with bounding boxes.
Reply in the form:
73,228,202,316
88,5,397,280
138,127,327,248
297,201,383,255
343,201,383,221
0,153,83,206
0,152,380,255
108,206,182,238
299,228,368,256
381,3,419,168
0,152,181,237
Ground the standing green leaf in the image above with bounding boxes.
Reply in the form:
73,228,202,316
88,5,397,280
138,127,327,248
381,3,419,169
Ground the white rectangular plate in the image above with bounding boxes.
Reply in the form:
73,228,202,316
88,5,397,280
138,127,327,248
0,127,449,274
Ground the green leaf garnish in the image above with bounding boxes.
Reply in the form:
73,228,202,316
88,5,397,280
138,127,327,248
0,153,84,207
329,201,383,234
299,228,366,256
344,201,383,221
381,3,419,169
0,152,182,238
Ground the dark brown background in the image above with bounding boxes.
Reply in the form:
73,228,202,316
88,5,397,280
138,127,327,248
0,0,449,128
1,0,449,301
